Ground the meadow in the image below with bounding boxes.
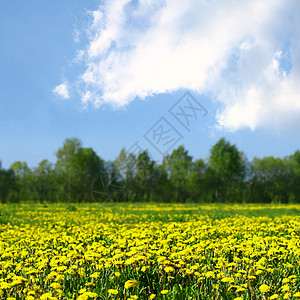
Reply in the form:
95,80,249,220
0,203,300,300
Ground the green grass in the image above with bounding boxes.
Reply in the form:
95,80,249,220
1,202,300,226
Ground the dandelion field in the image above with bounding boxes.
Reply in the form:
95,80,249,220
1,203,300,300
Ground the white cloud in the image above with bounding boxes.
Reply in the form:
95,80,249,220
53,82,70,99
75,0,300,131
73,28,81,43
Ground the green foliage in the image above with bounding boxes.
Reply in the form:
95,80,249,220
0,138,299,203
208,138,246,202
163,146,193,202
0,161,18,203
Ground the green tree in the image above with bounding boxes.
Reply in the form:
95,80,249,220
250,154,299,203
188,158,207,202
135,151,156,202
10,161,33,201
55,138,82,202
56,138,106,202
288,150,300,202
208,138,246,202
113,149,138,202
0,161,18,203
32,160,58,203
163,146,193,202
73,147,106,202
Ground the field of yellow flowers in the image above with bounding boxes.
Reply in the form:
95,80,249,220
0,203,300,300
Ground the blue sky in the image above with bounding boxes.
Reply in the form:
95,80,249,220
0,0,299,169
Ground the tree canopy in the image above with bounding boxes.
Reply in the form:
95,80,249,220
0,138,299,203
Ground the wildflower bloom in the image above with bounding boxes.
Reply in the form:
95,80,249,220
108,289,118,295
124,280,138,289
1,203,300,299
259,284,270,293
281,284,290,292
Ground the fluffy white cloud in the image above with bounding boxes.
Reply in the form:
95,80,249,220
77,0,300,131
53,82,70,99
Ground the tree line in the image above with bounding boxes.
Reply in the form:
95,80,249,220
0,137,299,203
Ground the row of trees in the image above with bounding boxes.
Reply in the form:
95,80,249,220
0,138,299,203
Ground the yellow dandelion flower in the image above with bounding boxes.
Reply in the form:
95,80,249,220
85,282,95,287
259,284,270,293
108,289,118,295
90,272,100,279
164,266,175,273
124,280,138,289
78,289,86,294
50,282,62,289
40,293,53,300
281,285,290,292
